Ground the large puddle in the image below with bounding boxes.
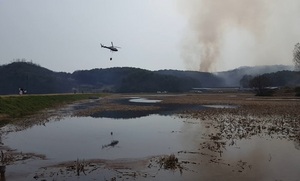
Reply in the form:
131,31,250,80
1,114,204,180
1,98,300,180
3,115,187,162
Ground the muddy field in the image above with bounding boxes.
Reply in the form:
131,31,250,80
0,93,300,181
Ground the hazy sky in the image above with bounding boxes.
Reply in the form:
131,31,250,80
1,0,300,72
0,0,186,72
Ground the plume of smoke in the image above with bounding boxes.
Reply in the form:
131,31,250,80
293,43,300,70
177,0,300,72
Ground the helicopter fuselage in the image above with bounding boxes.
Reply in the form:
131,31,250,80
101,44,118,52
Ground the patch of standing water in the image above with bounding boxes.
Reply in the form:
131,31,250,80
129,97,162,103
2,113,300,181
203,104,237,109
2,115,192,162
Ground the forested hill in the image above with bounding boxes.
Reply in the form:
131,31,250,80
156,65,294,87
0,62,74,94
0,62,298,95
0,62,200,94
72,67,200,93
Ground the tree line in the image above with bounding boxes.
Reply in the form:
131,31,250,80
0,61,299,95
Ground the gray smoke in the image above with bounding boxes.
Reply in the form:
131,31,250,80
177,0,300,72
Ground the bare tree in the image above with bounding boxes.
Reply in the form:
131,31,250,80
293,43,300,70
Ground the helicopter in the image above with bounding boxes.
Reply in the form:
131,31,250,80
101,42,120,61
100,42,120,52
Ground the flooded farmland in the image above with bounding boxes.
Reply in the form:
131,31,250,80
0,93,300,181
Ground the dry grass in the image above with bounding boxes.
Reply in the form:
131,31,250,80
174,93,300,152
159,154,179,170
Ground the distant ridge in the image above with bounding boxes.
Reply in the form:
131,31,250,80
215,65,294,86
0,62,298,95
156,65,294,87
219,65,294,74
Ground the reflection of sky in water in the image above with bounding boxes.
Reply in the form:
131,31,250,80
129,98,162,103
3,115,190,162
3,113,300,181
221,136,300,181
203,104,237,109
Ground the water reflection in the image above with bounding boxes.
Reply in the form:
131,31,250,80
90,104,235,119
3,115,185,162
203,104,237,109
1,101,300,180
92,98,208,119
129,98,162,103
91,110,158,119
178,119,300,181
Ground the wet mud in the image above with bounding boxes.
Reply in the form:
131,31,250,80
0,93,300,180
